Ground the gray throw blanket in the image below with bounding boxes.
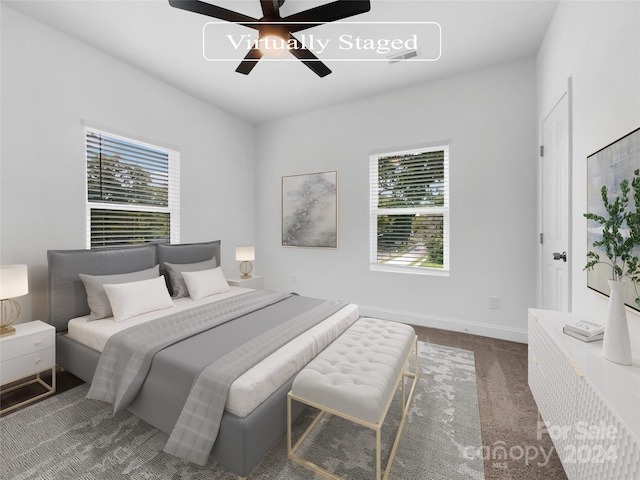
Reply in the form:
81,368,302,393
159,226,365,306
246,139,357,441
164,298,347,464
88,290,347,465
88,290,293,411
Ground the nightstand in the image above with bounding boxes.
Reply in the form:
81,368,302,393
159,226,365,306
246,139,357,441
0,320,56,415
227,275,264,289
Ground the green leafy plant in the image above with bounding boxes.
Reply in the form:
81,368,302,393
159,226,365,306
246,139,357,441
584,169,640,307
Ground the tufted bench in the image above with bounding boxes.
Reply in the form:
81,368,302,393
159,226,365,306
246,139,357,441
287,317,418,480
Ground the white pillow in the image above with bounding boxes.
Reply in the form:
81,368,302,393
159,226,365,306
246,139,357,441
181,267,230,301
103,276,173,322
79,265,160,320
164,257,218,298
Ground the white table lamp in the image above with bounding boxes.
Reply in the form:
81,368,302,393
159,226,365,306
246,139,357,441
236,246,255,279
0,265,29,337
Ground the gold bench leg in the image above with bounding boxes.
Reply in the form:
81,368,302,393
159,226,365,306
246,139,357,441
376,426,382,480
287,335,419,480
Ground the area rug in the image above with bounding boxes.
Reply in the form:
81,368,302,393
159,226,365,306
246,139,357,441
0,342,484,480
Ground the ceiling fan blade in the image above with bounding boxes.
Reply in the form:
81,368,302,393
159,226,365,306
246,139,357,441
288,34,332,77
285,0,371,32
235,44,264,75
169,0,259,27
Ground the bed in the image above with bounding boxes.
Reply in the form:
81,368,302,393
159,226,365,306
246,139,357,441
47,241,359,479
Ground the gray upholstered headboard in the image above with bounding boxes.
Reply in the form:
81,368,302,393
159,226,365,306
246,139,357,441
47,240,221,333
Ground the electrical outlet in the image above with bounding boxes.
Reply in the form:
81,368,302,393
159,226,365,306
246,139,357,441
489,297,500,310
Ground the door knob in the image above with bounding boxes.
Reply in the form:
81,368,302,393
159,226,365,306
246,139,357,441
553,252,567,262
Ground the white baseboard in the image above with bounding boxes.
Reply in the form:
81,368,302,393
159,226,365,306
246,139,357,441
359,306,528,344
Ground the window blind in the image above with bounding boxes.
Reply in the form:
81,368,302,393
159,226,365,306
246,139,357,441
370,146,449,273
86,128,180,248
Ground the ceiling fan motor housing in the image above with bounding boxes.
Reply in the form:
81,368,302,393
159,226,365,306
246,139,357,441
259,24,288,40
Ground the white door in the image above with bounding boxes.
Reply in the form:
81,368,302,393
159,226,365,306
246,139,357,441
541,93,570,311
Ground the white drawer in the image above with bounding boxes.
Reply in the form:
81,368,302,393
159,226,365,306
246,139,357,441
0,324,54,362
0,347,54,384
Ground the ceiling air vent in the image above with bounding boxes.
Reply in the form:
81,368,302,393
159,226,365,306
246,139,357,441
388,49,419,64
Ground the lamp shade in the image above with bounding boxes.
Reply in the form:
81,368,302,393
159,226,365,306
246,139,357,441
0,265,29,299
235,246,255,262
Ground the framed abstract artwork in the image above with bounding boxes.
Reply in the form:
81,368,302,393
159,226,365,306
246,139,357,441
282,171,338,248
586,127,640,312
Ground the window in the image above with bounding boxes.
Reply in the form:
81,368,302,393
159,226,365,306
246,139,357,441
86,128,180,248
370,145,449,274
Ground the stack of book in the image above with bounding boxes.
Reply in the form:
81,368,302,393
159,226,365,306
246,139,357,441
563,319,605,342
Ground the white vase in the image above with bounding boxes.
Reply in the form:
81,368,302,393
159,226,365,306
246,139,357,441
602,279,633,365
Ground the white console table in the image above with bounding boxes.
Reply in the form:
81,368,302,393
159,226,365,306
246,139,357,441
528,309,640,480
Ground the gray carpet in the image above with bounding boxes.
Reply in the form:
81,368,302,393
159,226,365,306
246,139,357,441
0,342,484,480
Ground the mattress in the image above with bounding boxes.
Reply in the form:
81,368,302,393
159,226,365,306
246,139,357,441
68,286,254,352
67,287,359,417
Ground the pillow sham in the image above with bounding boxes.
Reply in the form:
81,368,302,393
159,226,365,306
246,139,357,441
103,276,173,322
157,241,221,294
182,267,230,301
79,265,160,320
164,257,218,298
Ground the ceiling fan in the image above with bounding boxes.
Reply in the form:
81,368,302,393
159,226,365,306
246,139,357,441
168,0,371,77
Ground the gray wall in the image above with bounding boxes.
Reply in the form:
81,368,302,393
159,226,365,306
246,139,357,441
0,6,256,322
255,59,538,342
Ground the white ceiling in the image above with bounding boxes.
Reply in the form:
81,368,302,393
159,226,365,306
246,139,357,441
6,0,558,124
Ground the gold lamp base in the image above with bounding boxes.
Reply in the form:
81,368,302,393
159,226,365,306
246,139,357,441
0,298,21,338
239,261,253,279
0,325,15,338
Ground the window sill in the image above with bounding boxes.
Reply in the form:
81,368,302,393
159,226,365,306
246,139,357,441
370,263,449,277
